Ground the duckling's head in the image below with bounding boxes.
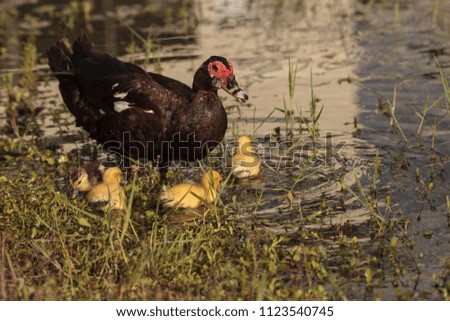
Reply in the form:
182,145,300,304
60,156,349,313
237,135,251,144
102,167,123,185
236,135,253,154
200,170,222,190
70,168,92,192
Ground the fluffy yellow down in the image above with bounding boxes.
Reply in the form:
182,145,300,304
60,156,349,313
161,170,222,209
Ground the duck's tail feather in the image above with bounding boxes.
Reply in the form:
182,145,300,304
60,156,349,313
71,30,94,66
47,32,100,137
47,39,74,82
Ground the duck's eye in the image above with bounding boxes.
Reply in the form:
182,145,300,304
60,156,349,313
212,64,219,71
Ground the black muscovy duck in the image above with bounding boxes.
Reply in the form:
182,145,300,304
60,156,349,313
47,31,248,168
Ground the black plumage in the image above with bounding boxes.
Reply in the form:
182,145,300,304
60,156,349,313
47,31,248,167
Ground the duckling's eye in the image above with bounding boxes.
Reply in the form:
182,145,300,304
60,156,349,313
77,179,82,184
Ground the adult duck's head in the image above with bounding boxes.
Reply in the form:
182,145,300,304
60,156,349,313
194,56,248,102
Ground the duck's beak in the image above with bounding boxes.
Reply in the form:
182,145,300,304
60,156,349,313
223,76,248,102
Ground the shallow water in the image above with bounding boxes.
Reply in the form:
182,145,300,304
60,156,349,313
0,0,449,299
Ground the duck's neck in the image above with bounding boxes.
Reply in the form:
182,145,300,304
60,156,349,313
237,143,252,155
202,182,217,203
78,176,93,191
192,67,217,93
169,66,227,161
200,175,218,202
177,67,227,140
207,188,217,203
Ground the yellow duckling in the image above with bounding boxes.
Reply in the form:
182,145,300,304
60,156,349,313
86,167,127,210
160,170,222,209
70,162,105,192
230,135,261,179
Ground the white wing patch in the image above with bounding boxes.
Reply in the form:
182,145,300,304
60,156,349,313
110,84,155,114
114,101,133,113
113,104,155,114
113,90,129,100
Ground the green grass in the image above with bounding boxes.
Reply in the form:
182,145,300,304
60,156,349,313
0,151,335,300
1,70,448,301
2,128,447,300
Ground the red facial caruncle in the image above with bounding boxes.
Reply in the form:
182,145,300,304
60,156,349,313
208,60,234,87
